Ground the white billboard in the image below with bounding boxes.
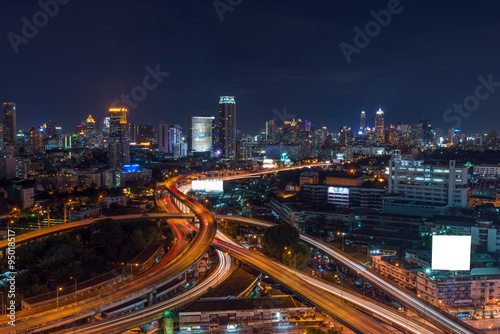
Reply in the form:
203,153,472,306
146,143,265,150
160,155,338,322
431,235,471,271
192,180,223,192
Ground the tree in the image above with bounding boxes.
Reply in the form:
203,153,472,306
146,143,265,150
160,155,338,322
261,225,300,258
305,327,342,334
305,328,324,334
282,242,310,269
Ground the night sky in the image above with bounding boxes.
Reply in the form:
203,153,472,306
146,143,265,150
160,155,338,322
1,0,499,135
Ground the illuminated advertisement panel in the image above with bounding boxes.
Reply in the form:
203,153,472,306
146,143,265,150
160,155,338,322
192,180,223,192
431,235,471,271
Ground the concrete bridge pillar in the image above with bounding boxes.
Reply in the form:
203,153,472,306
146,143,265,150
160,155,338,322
148,292,154,306
193,264,199,279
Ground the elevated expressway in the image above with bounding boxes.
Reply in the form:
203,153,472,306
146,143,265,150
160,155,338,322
162,188,435,334
3,165,477,333
194,167,479,334
0,175,217,334
216,214,479,334
0,213,195,251
215,231,439,334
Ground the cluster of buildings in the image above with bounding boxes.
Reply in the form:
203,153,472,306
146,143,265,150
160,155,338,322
264,147,500,316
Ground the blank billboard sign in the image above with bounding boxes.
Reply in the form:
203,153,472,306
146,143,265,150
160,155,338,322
431,235,471,271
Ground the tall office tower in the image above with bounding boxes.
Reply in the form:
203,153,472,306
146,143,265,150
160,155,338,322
2,103,17,147
158,122,169,154
359,111,366,134
109,108,126,138
83,115,97,148
47,121,62,139
188,116,214,154
168,124,182,153
107,107,129,169
218,96,236,159
28,126,43,154
135,124,155,143
375,107,384,145
127,123,136,143
265,119,278,142
420,119,431,146
304,120,312,132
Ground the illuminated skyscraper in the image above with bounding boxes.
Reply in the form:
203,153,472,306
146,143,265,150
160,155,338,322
218,96,236,159
83,115,97,148
2,103,16,147
359,110,366,134
375,107,384,145
168,124,182,153
109,107,127,139
108,107,129,169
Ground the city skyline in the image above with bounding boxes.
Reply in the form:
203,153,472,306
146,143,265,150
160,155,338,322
1,1,499,134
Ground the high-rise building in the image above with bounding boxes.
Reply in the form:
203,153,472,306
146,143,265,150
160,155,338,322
168,124,182,153
188,116,214,154
375,107,384,145
158,122,169,154
83,115,97,148
2,102,17,147
28,126,43,154
107,107,130,169
218,96,236,159
359,110,366,134
109,107,127,139
135,124,155,143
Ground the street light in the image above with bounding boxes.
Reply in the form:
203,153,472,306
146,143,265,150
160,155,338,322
337,232,345,252
56,287,63,309
70,277,77,305
129,263,138,282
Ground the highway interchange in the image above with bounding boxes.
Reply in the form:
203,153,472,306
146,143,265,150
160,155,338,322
1,165,482,333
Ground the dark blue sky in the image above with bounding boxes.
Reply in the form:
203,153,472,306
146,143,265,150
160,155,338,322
1,0,499,135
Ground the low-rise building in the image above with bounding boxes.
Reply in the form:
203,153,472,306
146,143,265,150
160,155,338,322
70,203,102,220
179,296,314,331
100,196,127,209
299,171,319,186
473,165,500,178
371,255,417,289
417,267,500,313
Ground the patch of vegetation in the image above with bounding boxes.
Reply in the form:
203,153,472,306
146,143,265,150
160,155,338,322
8,219,173,300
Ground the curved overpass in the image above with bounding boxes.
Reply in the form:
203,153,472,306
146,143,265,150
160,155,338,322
0,174,216,334
163,189,431,333
0,213,195,251
214,232,438,334
217,215,478,334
